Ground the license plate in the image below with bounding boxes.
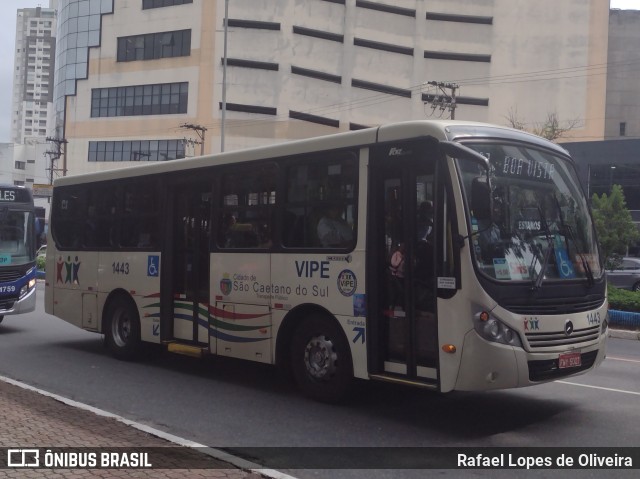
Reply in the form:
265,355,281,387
559,352,582,369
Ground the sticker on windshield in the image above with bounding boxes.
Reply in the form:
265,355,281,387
493,258,510,280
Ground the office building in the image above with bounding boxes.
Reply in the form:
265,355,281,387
53,0,609,176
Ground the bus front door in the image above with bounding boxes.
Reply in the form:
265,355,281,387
168,184,212,346
369,144,439,387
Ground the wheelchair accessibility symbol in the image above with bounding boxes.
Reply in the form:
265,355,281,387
554,247,575,279
148,255,160,277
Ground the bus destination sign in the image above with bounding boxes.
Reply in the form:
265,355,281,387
0,188,31,203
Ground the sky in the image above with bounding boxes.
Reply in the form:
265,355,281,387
0,0,639,143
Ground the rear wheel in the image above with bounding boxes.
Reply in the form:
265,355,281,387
290,314,353,403
104,295,141,360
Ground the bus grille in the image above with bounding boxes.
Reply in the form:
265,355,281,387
0,270,22,283
528,350,598,382
0,297,16,311
502,296,604,315
526,325,601,350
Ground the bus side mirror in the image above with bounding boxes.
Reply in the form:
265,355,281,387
471,178,492,221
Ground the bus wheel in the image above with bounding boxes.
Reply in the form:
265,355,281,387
291,315,353,403
104,296,141,360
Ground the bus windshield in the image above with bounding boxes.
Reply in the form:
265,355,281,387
0,209,35,265
457,142,602,284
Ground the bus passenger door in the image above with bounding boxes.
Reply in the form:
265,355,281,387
368,142,439,387
167,183,212,346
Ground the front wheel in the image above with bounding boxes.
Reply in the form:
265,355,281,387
104,295,141,360
290,314,353,403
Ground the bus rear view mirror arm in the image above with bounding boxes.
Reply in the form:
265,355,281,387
439,141,490,170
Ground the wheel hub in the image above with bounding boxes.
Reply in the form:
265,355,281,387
304,335,337,380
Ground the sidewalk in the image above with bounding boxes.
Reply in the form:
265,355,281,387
0,378,277,479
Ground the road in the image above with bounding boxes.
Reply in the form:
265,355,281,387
0,284,639,478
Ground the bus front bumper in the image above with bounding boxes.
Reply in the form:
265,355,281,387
454,329,607,391
0,287,36,316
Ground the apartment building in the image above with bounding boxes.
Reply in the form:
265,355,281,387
53,0,610,176
12,3,57,146
7,1,58,208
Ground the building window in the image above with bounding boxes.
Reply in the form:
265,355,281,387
117,30,191,62
90,82,189,117
142,0,193,9
88,139,186,162
620,122,626,137
15,161,26,170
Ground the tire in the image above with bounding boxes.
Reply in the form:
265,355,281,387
290,314,353,403
104,295,141,360
0,315,4,324
633,282,640,292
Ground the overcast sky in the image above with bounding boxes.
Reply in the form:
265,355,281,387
0,0,639,143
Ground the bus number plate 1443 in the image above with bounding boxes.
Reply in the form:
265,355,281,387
558,352,581,369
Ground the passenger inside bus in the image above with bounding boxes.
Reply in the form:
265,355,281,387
316,205,353,248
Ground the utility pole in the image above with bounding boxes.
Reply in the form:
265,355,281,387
221,0,229,153
180,123,207,156
44,136,68,184
423,81,459,119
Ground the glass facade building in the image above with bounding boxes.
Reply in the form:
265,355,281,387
53,0,114,138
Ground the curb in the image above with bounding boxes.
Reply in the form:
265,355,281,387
609,328,640,341
0,375,297,479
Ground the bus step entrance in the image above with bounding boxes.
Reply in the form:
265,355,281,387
165,341,209,358
369,374,438,390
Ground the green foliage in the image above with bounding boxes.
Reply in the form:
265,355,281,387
608,285,640,312
36,255,46,271
591,185,640,269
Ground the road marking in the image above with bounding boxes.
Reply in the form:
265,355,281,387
557,380,640,396
0,374,298,479
606,355,640,364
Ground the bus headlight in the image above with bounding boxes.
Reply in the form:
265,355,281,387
473,311,522,348
19,278,36,299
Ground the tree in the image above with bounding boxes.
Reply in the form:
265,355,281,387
591,185,640,269
504,108,582,141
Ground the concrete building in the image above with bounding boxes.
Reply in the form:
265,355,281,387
53,0,610,176
605,9,640,140
11,3,57,145
7,2,58,212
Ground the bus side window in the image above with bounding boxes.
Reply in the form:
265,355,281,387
52,187,86,249
119,181,159,249
282,154,358,249
217,164,276,250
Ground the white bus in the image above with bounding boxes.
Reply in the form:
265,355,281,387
45,121,607,401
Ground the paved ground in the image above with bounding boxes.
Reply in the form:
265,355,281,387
0,328,636,477
0,377,274,478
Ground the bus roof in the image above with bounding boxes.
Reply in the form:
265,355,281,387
54,120,569,186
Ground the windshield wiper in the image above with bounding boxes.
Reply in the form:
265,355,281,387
534,205,553,290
